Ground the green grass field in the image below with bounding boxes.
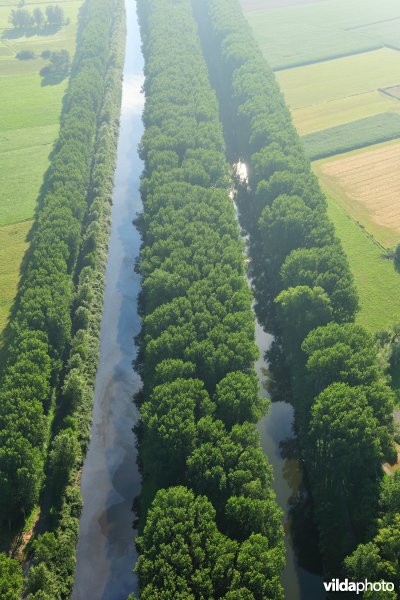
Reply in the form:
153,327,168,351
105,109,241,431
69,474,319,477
325,193,400,333
302,112,400,160
0,0,82,339
242,0,400,69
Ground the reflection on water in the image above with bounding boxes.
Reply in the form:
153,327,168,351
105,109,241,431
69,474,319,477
232,162,325,599
234,159,248,183
255,325,324,599
72,1,143,599
123,73,144,115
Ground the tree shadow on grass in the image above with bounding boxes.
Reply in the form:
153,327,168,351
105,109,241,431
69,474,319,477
2,24,61,40
40,70,68,86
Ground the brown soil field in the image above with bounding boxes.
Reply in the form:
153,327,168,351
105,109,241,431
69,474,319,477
320,142,400,245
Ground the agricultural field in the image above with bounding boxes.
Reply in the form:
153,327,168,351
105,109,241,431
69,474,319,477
0,0,82,337
276,48,400,111
313,140,400,249
241,0,400,70
325,190,400,332
302,112,400,160
290,91,400,135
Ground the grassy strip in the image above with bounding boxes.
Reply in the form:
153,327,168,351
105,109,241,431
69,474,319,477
325,193,400,332
303,112,400,160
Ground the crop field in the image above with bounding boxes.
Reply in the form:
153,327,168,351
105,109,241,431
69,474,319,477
325,192,400,332
0,0,82,341
291,91,400,135
241,0,400,69
313,140,400,249
302,112,400,160
276,48,400,110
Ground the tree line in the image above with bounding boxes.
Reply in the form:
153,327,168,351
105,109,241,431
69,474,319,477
192,0,397,584
132,0,285,597
0,0,126,596
9,5,65,29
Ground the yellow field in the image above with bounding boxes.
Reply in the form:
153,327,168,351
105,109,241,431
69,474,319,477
313,140,400,248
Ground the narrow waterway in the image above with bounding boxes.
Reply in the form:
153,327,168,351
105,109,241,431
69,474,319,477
233,165,324,599
72,1,143,598
255,325,325,600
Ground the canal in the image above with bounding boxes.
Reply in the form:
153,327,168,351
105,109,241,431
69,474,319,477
72,0,143,597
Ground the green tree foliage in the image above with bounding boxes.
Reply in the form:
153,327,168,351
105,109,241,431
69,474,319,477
9,8,34,27
135,487,284,600
214,371,267,428
0,0,124,529
275,285,332,359
280,245,358,323
308,383,385,566
45,5,64,26
0,554,23,600
193,0,394,575
345,472,400,598
23,0,126,597
33,7,44,28
135,0,285,596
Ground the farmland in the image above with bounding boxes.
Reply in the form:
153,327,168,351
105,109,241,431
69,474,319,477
241,0,400,69
291,91,400,135
302,112,400,160
313,139,400,249
325,189,400,332
276,48,400,111
0,0,82,339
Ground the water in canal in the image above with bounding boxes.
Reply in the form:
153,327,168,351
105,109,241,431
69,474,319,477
72,0,144,597
73,2,324,597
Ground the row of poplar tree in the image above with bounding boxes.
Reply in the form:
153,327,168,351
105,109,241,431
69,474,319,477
192,0,399,591
131,0,287,598
0,0,126,597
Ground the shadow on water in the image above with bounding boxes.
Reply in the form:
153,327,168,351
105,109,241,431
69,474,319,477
254,324,325,600
72,1,144,598
231,167,325,599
